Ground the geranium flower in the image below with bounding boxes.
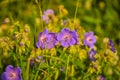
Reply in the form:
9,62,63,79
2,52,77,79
84,32,96,48
57,28,78,47
42,9,54,24
1,65,22,80
108,39,116,53
36,29,57,49
97,75,105,80
88,49,96,61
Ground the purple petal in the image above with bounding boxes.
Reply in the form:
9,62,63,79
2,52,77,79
109,39,114,47
89,49,96,60
6,65,14,72
69,38,76,46
61,41,69,47
88,43,94,48
57,32,63,41
1,72,7,80
61,28,70,32
36,42,41,48
89,31,94,35
44,9,54,15
15,67,22,74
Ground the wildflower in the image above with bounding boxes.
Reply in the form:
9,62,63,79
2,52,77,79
19,42,24,47
62,19,70,26
108,39,116,53
60,66,65,71
30,58,35,66
1,65,22,80
42,60,45,63
57,28,79,47
38,56,42,59
42,9,54,24
36,29,58,49
84,32,96,48
97,75,105,80
88,49,96,60
3,18,10,24
100,77,105,80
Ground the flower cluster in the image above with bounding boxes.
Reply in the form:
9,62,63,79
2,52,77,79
83,32,97,61
0,7,118,80
36,28,79,49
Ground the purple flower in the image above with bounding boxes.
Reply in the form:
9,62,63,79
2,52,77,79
36,29,57,49
44,9,54,15
30,58,35,66
60,66,65,71
1,65,22,80
109,39,116,53
84,32,96,48
100,77,105,80
57,28,79,47
3,18,10,24
42,60,45,63
88,49,96,60
42,9,54,24
19,42,24,47
62,19,70,26
97,75,105,80
37,56,42,59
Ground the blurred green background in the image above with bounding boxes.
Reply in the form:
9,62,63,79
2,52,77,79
0,0,120,52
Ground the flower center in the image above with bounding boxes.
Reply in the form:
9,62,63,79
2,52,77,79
63,33,71,41
89,52,94,59
9,72,16,78
40,35,47,43
87,37,93,43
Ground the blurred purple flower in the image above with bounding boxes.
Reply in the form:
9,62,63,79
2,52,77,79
38,56,42,59
42,60,45,63
88,49,96,61
24,29,29,33
1,65,22,80
57,28,79,47
30,58,34,66
44,9,54,15
60,66,65,71
19,42,24,47
36,29,57,49
3,18,10,24
42,9,54,24
62,19,70,26
109,39,116,53
84,32,96,48
98,75,105,80
62,20,67,26
100,77,105,80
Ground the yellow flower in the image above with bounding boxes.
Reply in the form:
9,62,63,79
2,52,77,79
78,49,87,60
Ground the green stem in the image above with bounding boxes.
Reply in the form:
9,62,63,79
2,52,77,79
65,55,70,80
9,13,14,24
35,0,43,30
26,58,30,80
42,55,65,63
74,0,79,27
34,61,41,80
